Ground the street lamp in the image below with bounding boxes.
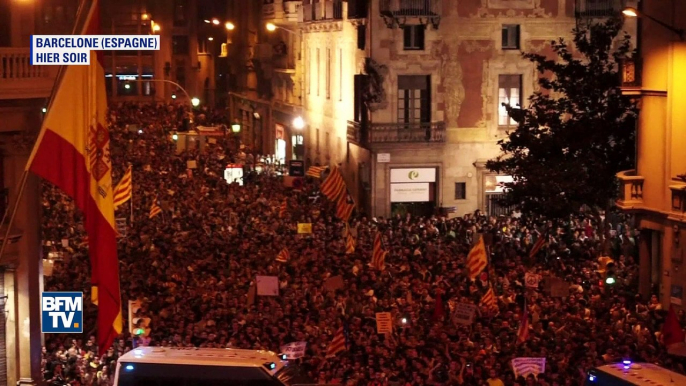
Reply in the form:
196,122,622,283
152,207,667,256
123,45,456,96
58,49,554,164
191,97,200,107
211,18,220,25
292,116,305,130
208,37,214,41
151,21,160,32
225,22,235,31
622,7,685,41
266,22,296,35
231,123,241,133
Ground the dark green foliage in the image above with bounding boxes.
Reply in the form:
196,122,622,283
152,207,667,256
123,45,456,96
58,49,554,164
487,18,637,220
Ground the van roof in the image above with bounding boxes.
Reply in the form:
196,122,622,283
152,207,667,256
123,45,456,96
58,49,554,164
596,362,686,385
118,347,285,374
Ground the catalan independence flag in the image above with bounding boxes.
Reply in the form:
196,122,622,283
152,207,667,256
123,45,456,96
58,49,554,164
26,0,122,355
345,224,355,254
112,165,132,209
279,199,287,218
306,165,327,178
336,191,355,222
275,248,290,263
466,236,488,279
371,232,386,270
149,196,162,219
320,166,346,202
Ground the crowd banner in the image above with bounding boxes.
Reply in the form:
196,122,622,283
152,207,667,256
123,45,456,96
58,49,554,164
376,312,393,334
550,278,570,297
297,223,313,234
256,276,279,296
525,272,540,289
325,276,344,291
511,357,546,378
280,342,308,359
454,303,478,325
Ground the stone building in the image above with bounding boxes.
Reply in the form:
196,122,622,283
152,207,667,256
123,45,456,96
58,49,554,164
286,0,634,217
616,0,686,306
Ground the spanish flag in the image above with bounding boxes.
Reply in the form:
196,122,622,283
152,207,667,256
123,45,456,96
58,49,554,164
26,0,122,355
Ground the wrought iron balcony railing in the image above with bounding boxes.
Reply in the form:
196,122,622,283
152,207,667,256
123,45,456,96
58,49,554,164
575,0,625,18
347,120,446,146
302,0,346,22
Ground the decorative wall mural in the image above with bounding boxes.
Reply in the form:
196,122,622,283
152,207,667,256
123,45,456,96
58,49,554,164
441,47,466,127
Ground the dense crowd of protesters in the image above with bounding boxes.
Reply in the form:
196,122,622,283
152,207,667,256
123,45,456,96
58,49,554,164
39,102,686,385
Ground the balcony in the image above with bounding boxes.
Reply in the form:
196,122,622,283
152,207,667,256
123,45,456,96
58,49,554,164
616,170,644,208
380,0,441,29
0,48,56,100
263,0,301,23
347,120,445,147
302,0,347,22
575,0,625,18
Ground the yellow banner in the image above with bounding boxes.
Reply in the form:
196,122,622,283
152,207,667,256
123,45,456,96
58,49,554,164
297,223,312,234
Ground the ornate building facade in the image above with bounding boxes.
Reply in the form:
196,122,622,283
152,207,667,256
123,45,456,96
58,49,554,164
296,0,635,217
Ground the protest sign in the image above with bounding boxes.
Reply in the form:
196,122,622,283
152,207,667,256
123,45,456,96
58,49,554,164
280,342,307,359
512,357,546,378
325,276,344,292
187,160,198,169
376,312,393,334
256,276,279,296
297,223,313,234
115,217,127,237
454,303,478,325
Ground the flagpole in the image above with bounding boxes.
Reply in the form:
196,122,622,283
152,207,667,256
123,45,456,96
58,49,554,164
0,0,93,265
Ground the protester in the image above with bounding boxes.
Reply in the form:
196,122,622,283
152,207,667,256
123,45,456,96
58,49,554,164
40,103,685,385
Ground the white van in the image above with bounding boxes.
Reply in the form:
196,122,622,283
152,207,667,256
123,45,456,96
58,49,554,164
586,362,686,385
113,347,313,386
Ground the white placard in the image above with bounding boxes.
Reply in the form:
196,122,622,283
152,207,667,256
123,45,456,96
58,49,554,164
377,153,391,163
390,168,436,183
512,357,546,378
280,342,307,359
256,276,279,296
454,303,478,325
390,183,430,203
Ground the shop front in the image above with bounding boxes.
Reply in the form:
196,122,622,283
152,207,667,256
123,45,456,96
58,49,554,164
389,168,437,217
275,124,287,165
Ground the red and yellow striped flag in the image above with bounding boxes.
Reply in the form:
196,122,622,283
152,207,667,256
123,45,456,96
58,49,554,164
26,0,121,355
480,288,497,311
326,327,346,357
320,166,346,202
276,248,290,263
149,197,162,219
306,165,327,178
371,232,386,270
345,224,355,254
336,191,355,222
112,165,132,209
517,301,529,344
466,236,488,279
279,199,287,218
529,233,546,258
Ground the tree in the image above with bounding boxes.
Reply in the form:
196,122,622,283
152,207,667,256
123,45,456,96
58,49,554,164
486,18,637,221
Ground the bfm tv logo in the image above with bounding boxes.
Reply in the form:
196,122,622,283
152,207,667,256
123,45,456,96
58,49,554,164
41,292,83,333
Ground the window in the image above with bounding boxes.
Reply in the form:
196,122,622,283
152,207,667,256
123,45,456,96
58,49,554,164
316,49,320,96
397,75,431,124
316,129,320,152
455,182,466,200
498,74,522,127
173,0,187,26
357,25,366,50
307,49,311,95
175,59,186,88
502,25,520,50
326,49,331,99
403,25,425,50
339,49,343,101
172,36,189,55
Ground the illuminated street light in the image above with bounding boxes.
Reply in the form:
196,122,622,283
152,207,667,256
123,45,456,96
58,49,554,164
212,18,220,25
42,107,47,113
266,22,277,32
191,97,200,107
141,13,150,20
231,123,241,133
124,83,131,90
292,116,305,130
225,22,235,31
621,7,638,17
204,19,211,24
151,21,160,32
172,133,179,141
171,94,177,99
208,37,214,41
